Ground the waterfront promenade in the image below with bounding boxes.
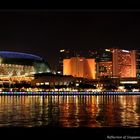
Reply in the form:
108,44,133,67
0,91,140,95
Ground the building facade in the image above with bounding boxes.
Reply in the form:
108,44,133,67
0,51,51,82
59,48,136,79
90,48,136,78
112,49,136,78
136,50,140,79
57,49,75,74
63,57,96,79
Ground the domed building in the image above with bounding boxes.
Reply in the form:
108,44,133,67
0,51,51,81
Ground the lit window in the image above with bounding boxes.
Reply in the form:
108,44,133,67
36,83,40,86
45,82,49,85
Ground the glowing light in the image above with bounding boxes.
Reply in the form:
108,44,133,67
120,81,137,84
122,50,130,53
105,49,110,52
132,89,139,92
76,83,79,86
118,86,125,90
36,83,40,86
45,82,49,85
60,49,65,52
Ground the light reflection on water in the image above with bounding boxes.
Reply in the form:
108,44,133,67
0,95,140,127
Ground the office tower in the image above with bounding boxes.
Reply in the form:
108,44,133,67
57,49,90,74
134,50,140,78
91,48,136,78
57,49,75,74
112,49,136,78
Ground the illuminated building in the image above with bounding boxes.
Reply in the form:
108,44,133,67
31,73,75,87
91,48,136,78
57,49,85,74
63,57,96,79
97,61,112,77
59,48,136,78
136,50,140,78
87,49,113,78
88,49,112,62
112,49,136,78
0,51,51,82
57,49,75,74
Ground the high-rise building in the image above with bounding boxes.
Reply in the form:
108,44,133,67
57,49,87,74
89,48,136,78
63,57,96,79
88,49,112,62
59,48,136,78
135,50,140,78
88,49,113,78
112,49,136,78
57,49,75,74
97,61,113,77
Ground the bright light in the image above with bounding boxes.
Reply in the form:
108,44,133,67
120,81,137,84
118,86,125,90
79,59,83,61
45,82,49,85
105,49,110,52
36,83,40,86
132,89,139,92
122,50,130,53
60,49,65,52
38,72,43,73
76,83,79,86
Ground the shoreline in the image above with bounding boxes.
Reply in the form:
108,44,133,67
0,91,140,95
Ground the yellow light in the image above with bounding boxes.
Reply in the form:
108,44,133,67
120,81,137,84
60,49,65,52
105,49,110,52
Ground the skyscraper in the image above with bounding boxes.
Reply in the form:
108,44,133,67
112,49,136,78
88,48,136,78
57,49,75,74
59,48,136,78
136,50,140,78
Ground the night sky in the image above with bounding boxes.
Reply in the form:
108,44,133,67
0,9,140,70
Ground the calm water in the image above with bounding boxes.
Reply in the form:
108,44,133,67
0,94,140,127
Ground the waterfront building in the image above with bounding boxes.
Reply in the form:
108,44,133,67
31,73,75,87
112,49,136,78
59,48,136,79
63,57,96,79
88,48,136,78
57,49,86,75
57,49,75,75
136,50,140,79
0,51,51,82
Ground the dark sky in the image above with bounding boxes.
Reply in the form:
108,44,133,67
0,9,140,70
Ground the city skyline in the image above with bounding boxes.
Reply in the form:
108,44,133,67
1,9,140,70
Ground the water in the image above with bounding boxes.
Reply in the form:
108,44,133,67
0,94,140,127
